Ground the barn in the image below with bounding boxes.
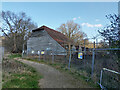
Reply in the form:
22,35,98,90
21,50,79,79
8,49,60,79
27,25,70,55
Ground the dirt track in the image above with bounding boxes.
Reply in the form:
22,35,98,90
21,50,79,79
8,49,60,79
16,58,92,88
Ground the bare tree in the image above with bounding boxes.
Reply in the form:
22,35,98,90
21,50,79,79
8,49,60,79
1,11,37,53
57,20,87,50
98,14,120,48
98,14,120,77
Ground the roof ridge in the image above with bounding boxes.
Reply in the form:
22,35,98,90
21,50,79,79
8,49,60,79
41,25,63,34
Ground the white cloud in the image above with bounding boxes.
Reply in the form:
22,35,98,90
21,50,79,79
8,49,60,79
73,18,77,20
81,23,102,28
94,24,102,27
78,17,80,19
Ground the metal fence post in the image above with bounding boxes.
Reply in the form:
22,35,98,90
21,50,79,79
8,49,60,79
98,69,104,89
100,69,103,86
68,49,72,69
38,51,40,61
84,39,86,60
91,41,95,78
44,51,45,61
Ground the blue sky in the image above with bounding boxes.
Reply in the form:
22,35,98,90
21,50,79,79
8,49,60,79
1,2,118,41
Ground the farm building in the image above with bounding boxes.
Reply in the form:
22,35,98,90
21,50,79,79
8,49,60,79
27,25,71,55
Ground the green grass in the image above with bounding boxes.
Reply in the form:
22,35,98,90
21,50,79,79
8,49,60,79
8,53,22,59
23,57,100,88
3,54,43,88
3,73,42,88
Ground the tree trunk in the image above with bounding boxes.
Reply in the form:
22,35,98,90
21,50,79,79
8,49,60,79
13,34,17,53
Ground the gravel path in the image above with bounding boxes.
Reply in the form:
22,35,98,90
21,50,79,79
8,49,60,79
16,58,92,88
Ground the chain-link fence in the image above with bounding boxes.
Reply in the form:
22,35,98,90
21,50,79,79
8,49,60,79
22,40,120,89
95,49,120,89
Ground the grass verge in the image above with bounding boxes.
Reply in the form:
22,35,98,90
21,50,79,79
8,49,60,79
2,54,43,88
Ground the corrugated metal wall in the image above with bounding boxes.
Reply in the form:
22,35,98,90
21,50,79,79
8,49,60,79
27,30,67,55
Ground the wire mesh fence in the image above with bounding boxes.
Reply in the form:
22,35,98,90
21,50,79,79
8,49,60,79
22,41,120,89
100,68,120,89
95,50,120,89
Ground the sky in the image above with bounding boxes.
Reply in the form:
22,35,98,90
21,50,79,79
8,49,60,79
1,2,118,41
